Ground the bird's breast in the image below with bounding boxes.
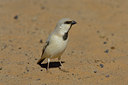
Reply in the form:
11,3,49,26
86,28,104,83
45,35,68,57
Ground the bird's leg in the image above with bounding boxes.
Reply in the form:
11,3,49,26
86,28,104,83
58,57,68,72
47,58,50,71
58,57,63,67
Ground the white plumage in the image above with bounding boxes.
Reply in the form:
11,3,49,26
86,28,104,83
37,18,76,70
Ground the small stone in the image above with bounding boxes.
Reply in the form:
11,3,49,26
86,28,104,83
26,67,29,72
111,46,115,50
35,28,39,30
78,78,81,80
9,40,12,42
97,30,100,33
111,33,114,36
1,44,7,50
0,61,3,64
27,69,29,72
71,51,74,53
36,78,41,80
11,49,14,51
104,49,109,53
80,61,82,63
100,64,104,68
67,53,70,55
103,42,107,44
41,6,45,10
25,53,28,56
18,47,22,49
95,60,100,63
94,70,97,73
40,39,43,43
14,15,18,20
32,67,35,70
5,75,8,77
112,60,115,63
35,58,37,60
81,51,83,54
0,67,2,70
67,78,69,79
72,73,74,75
105,74,110,78
106,38,109,41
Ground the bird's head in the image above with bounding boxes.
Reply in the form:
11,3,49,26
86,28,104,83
54,18,77,35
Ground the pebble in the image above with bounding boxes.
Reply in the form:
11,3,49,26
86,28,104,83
27,69,29,72
111,46,115,50
41,6,45,10
0,67,2,70
105,74,110,78
14,15,18,20
78,78,81,80
99,64,104,68
25,53,28,56
71,51,74,53
18,47,22,49
103,42,107,44
111,33,114,36
1,44,7,50
26,67,29,72
9,40,12,42
40,39,43,43
94,70,97,73
96,30,100,33
36,78,41,80
72,73,74,76
104,49,109,53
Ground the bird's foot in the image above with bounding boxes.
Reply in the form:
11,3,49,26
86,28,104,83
59,67,69,73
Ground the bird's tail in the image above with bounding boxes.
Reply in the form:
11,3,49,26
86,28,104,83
37,58,45,65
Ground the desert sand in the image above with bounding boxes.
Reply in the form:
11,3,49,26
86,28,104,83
0,0,128,85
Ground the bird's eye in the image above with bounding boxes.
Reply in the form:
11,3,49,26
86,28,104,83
64,21,72,24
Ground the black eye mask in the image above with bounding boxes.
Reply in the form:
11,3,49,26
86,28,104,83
64,21,72,24
64,21,77,25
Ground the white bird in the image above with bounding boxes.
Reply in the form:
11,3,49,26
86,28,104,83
37,18,77,70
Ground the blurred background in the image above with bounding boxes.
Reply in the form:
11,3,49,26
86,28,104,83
0,0,128,85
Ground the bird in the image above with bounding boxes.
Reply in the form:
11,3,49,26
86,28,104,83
37,18,77,71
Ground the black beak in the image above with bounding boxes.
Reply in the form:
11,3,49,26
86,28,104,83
71,20,77,25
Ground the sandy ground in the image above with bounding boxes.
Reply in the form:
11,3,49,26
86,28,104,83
0,0,128,85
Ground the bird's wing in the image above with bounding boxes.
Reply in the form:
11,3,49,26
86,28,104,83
37,41,49,64
41,32,52,58
41,41,49,57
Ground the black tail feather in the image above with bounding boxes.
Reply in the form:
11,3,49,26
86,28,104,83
37,58,45,65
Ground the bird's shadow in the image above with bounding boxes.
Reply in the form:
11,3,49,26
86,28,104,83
38,61,65,69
